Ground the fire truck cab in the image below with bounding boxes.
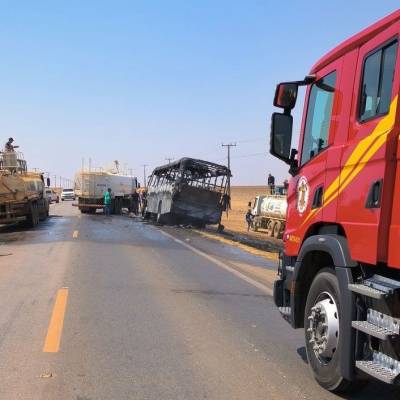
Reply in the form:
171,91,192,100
270,10,400,391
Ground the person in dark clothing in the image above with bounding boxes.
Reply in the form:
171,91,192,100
4,137,18,152
139,190,147,216
267,173,275,193
131,190,139,215
283,179,289,190
245,209,254,232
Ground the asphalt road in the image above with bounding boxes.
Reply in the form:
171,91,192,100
0,202,399,400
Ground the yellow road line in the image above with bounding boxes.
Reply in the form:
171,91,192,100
43,288,69,353
72,230,79,238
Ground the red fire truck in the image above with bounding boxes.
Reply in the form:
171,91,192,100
271,10,400,392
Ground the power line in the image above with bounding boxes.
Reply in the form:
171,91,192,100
235,137,265,144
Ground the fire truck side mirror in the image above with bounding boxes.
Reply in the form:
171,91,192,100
46,177,51,187
274,82,298,110
270,112,293,164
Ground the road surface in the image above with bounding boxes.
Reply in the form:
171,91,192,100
0,202,399,400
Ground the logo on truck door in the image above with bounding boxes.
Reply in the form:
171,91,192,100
297,176,309,214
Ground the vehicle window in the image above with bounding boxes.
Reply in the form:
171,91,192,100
301,71,336,165
359,41,398,121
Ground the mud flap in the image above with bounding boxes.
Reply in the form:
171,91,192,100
336,266,356,381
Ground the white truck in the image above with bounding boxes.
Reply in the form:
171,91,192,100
74,165,138,214
249,187,287,239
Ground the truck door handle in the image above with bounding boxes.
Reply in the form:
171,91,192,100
311,186,324,209
365,179,383,208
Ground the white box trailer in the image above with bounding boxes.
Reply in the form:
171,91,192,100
74,170,138,214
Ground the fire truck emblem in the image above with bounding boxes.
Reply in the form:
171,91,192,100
297,176,309,214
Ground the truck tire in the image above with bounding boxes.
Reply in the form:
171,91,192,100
267,220,275,237
113,198,118,215
38,200,48,221
27,202,39,227
304,268,361,392
273,221,281,238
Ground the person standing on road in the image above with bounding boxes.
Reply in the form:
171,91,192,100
140,190,148,217
245,209,254,232
104,188,112,216
131,189,139,215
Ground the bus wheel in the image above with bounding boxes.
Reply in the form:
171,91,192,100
304,268,361,392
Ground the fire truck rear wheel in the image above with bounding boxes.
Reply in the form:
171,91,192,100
304,268,355,392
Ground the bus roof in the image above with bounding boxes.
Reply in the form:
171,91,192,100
152,157,231,177
311,9,400,73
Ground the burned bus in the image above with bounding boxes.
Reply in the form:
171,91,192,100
146,158,230,227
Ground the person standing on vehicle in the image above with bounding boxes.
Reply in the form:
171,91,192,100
245,209,254,232
267,173,275,193
104,188,112,216
4,137,19,152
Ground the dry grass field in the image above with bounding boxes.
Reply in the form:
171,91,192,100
220,186,282,247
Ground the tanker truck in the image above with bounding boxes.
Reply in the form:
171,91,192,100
74,163,138,214
0,151,49,227
249,186,287,238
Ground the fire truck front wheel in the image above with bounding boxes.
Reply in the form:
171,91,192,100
304,268,353,392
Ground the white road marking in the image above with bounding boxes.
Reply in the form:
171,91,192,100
159,229,273,296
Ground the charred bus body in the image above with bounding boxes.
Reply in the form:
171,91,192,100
146,158,230,227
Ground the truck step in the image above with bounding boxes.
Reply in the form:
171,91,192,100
356,352,400,384
352,321,399,340
278,306,291,317
348,283,385,299
349,275,400,300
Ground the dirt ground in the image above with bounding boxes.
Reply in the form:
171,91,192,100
222,186,268,235
204,186,283,254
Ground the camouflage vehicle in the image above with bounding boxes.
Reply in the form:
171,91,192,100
0,151,48,227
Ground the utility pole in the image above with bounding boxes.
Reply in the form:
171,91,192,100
142,164,148,189
221,142,236,173
221,142,236,212
165,157,173,164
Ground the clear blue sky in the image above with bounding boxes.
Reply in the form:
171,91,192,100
0,1,398,186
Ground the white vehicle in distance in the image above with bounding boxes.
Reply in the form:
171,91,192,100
61,188,76,201
45,188,60,203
